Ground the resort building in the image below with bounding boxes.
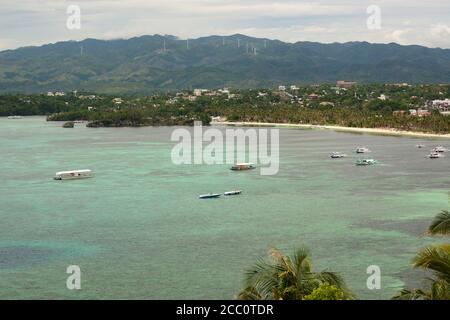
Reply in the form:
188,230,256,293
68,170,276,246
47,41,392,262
430,99,450,113
336,80,357,89
307,93,321,100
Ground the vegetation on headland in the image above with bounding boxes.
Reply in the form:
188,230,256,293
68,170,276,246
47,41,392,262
0,83,449,130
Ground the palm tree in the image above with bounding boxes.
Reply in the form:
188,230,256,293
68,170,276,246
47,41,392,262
428,210,450,236
237,247,353,300
393,211,450,300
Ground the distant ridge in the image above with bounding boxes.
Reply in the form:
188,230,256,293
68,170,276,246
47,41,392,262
0,34,449,94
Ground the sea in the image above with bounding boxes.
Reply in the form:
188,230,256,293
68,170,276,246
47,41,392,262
0,116,449,299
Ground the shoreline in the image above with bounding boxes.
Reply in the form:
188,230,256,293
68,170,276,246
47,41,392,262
212,121,450,139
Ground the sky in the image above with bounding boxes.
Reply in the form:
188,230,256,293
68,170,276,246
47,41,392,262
1,0,450,51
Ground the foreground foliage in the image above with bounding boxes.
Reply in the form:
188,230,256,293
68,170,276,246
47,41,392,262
237,247,353,300
393,211,450,300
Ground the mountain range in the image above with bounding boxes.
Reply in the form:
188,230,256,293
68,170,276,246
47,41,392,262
0,34,449,94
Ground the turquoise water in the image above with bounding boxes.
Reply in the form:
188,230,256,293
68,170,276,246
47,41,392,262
0,116,449,299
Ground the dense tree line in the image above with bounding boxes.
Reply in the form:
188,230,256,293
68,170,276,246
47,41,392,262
0,84,449,131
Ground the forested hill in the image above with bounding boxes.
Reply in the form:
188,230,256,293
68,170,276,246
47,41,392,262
1,34,450,94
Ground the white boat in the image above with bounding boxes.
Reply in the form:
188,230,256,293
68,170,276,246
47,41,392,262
428,153,444,159
355,147,371,154
330,152,346,159
7,115,22,119
356,159,377,166
230,163,256,171
224,190,242,196
432,146,448,153
54,169,92,180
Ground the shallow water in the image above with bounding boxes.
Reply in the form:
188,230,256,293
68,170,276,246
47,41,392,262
0,116,449,299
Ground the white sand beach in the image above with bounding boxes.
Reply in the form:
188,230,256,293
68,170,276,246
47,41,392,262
212,121,450,139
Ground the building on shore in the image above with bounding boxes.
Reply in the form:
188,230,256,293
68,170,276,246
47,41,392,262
429,99,450,114
336,80,357,89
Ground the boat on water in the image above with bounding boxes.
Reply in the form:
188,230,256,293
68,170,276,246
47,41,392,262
54,169,92,180
330,152,346,159
356,159,377,166
199,193,221,199
432,146,448,153
355,147,371,154
7,115,22,119
230,163,256,171
224,190,242,196
428,152,444,159
416,144,425,149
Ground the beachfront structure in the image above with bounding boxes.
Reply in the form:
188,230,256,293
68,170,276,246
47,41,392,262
307,93,320,100
112,98,124,104
409,109,431,117
337,80,357,89
430,99,450,113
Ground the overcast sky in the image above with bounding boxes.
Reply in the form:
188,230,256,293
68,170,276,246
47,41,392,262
1,0,450,51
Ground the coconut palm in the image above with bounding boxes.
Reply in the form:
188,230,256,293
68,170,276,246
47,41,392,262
428,210,450,236
393,211,450,300
237,247,353,300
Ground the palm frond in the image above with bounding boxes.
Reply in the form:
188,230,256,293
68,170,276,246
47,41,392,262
391,288,429,300
428,211,450,236
412,244,450,283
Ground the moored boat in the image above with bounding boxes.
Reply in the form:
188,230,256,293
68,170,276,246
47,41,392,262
355,147,371,154
199,193,221,199
428,152,444,159
330,152,346,159
224,190,242,196
54,169,92,180
356,159,377,166
230,163,256,171
432,146,448,153
7,115,22,119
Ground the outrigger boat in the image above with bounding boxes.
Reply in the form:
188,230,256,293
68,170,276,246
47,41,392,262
230,163,256,171
199,193,221,199
330,152,346,159
355,147,371,154
356,159,377,166
428,152,444,159
54,169,92,180
224,190,242,196
432,146,448,153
